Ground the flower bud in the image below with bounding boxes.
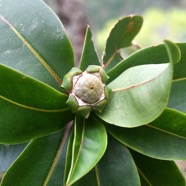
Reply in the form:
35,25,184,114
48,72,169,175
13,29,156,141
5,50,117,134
61,65,110,118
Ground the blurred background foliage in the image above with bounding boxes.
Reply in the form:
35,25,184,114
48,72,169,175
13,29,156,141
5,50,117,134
44,0,186,57
97,8,186,51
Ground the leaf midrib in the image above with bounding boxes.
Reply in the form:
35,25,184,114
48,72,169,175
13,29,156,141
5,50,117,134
147,125,186,140
172,77,186,82
68,120,85,184
137,166,152,186
0,15,62,85
111,65,169,92
0,95,68,113
44,123,72,186
95,165,101,186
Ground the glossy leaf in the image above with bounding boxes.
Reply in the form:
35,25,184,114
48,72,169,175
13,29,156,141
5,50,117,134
107,108,186,160
0,64,74,143
0,143,27,173
0,64,68,110
44,124,72,186
79,26,100,71
174,43,186,80
97,41,178,127
0,99,73,144
0,0,74,90
65,116,107,186
164,40,181,65
131,150,186,186
1,127,71,186
98,63,172,127
168,79,186,113
107,43,184,83
96,135,140,186
75,135,140,186
103,15,143,71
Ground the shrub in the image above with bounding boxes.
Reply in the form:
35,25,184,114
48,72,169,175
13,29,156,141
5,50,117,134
0,1,186,185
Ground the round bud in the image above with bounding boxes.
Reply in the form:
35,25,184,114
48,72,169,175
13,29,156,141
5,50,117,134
61,65,110,118
74,73,104,104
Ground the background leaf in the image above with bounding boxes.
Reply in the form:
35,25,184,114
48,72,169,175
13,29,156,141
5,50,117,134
0,143,27,174
131,150,186,186
107,43,185,83
79,26,100,71
168,79,186,113
107,109,186,160
44,124,72,186
0,65,74,143
168,46,186,113
75,135,140,186
96,135,140,186
103,15,143,71
1,127,71,186
0,0,74,89
73,169,98,186
65,116,107,186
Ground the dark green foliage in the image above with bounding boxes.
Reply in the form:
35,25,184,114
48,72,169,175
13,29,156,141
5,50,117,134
0,0,185,185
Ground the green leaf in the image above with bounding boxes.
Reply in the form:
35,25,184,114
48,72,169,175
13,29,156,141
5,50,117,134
44,124,72,186
107,43,184,83
0,99,73,144
0,64,68,110
96,135,140,186
73,169,98,186
168,52,186,115
65,116,107,186
1,127,71,186
0,143,27,173
97,41,179,127
103,15,143,71
107,108,186,160
168,79,186,113
164,40,181,65
131,150,186,186
79,26,100,71
0,64,74,143
174,43,186,80
75,135,140,186
0,0,74,90
98,63,172,127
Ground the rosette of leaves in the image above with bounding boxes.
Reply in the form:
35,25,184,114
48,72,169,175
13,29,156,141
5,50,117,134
0,0,186,186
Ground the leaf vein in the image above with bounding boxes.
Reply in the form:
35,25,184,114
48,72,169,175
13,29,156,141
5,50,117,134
112,65,169,92
95,165,101,186
147,125,186,139
44,123,72,186
172,77,186,82
0,15,62,85
137,166,152,186
0,95,68,113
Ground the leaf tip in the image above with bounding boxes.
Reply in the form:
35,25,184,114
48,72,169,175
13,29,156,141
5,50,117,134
164,40,181,65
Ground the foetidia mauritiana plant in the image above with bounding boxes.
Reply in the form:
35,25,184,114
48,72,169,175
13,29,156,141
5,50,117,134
0,0,186,186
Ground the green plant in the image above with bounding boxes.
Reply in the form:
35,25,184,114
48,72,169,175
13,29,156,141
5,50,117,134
97,8,186,51
0,0,186,185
